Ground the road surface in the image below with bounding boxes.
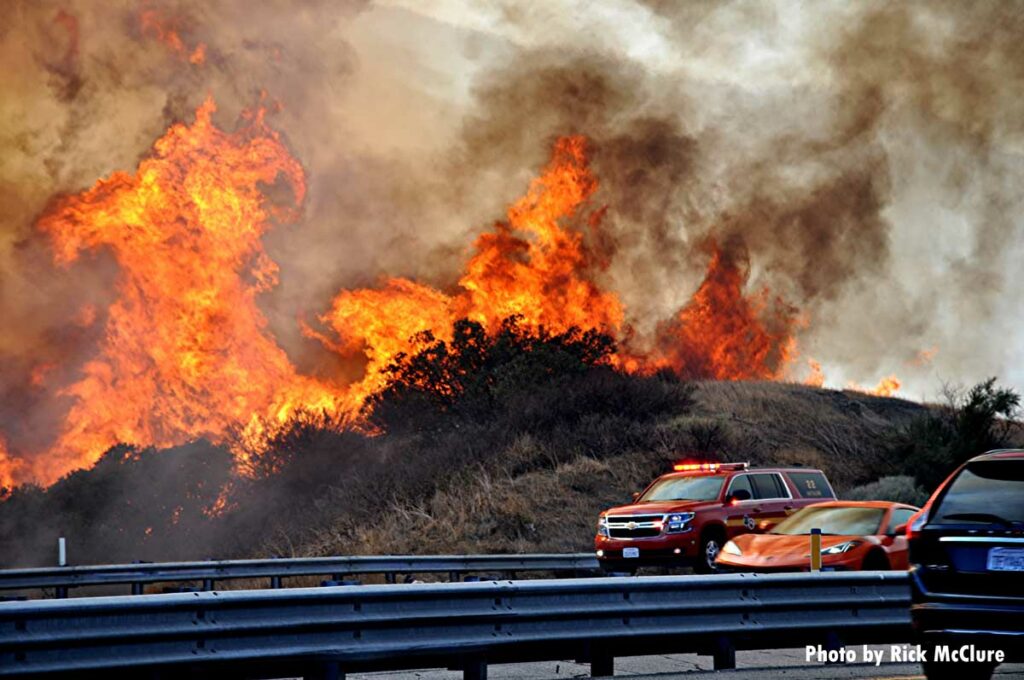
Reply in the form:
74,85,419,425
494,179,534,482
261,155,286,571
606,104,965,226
350,647,1024,680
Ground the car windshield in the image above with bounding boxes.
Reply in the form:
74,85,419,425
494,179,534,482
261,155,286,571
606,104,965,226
771,506,885,536
639,475,725,502
933,460,1024,525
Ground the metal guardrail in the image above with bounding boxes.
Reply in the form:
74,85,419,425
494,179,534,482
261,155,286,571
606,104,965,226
0,571,911,679
0,554,599,597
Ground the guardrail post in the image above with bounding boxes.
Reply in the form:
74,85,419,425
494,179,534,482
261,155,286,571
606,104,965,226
131,582,143,595
712,637,736,670
384,573,396,584
55,537,68,598
449,571,459,582
463,657,487,680
824,631,844,664
202,579,214,591
590,651,614,677
304,661,343,680
270,576,282,589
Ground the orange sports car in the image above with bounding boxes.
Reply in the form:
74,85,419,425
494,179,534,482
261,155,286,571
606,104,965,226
715,500,919,572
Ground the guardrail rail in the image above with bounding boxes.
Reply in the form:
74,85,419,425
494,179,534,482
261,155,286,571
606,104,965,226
0,554,600,598
0,571,912,679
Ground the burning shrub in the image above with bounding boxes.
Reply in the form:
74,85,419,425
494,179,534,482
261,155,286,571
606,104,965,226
366,317,616,433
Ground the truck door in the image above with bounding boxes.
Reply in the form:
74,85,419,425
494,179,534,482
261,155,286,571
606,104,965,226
747,472,794,532
723,473,772,538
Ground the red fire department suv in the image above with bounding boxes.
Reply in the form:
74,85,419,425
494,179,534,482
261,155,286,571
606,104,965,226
594,462,837,573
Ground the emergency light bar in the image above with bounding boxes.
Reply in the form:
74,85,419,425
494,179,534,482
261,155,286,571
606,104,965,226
672,462,749,472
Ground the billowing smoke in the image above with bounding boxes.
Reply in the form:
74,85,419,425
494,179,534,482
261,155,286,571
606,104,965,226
420,0,1024,390
2,0,1023,485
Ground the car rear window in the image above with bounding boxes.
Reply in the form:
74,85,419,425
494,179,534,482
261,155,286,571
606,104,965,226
787,471,834,499
932,460,1024,525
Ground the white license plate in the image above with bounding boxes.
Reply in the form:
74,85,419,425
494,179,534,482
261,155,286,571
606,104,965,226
623,547,640,559
987,547,1024,572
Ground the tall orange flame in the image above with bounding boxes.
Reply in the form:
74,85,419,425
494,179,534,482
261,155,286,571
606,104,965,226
456,136,623,333
654,245,798,380
33,98,339,484
319,136,624,407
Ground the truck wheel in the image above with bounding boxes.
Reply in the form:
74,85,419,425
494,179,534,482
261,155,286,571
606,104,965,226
695,530,724,574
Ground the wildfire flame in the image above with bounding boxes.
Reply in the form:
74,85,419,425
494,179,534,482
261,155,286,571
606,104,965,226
654,245,798,380
804,359,826,388
1,99,901,488
867,375,902,397
32,97,341,484
0,438,21,496
319,136,625,406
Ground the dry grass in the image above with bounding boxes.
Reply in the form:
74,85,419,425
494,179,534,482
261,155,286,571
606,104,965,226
285,382,929,560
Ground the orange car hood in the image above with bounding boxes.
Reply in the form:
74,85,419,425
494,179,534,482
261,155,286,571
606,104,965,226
729,533,871,565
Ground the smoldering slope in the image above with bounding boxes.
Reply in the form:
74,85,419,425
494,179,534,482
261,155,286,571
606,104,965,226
1,1,1023,478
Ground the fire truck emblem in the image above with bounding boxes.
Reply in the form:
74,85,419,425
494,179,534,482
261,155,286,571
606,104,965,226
743,514,756,531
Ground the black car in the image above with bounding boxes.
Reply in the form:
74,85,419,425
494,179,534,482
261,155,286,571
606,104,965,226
908,449,1024,680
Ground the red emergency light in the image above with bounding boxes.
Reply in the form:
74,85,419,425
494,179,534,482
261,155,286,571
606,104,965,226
672,462,749,472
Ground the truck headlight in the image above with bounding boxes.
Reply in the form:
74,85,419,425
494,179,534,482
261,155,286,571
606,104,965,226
722,540,742,556
665,512,695,533
597,515,609,537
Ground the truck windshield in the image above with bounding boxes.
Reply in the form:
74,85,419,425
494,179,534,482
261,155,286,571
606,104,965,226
933,460,1024,525
640,475,725,502
771,506,885,536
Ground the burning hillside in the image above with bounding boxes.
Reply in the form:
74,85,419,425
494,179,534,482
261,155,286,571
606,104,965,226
6,1,1023,491
2,101,832,488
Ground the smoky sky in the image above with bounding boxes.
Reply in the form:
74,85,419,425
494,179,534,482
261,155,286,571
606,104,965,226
2,0,1024,478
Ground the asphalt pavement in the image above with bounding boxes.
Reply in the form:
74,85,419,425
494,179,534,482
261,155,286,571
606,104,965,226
350,647,1024,680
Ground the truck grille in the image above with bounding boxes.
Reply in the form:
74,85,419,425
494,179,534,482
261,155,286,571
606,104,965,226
609,527,662,539
605,514,665,539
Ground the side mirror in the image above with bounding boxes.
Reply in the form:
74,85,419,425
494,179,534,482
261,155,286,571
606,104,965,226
889,523,907,537
631,492,641,502
727,489,751,503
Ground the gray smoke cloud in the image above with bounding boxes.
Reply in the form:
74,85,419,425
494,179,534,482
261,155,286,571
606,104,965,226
2,0,1023,480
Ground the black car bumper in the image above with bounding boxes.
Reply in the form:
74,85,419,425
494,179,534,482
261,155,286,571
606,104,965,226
910,569,1024,662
